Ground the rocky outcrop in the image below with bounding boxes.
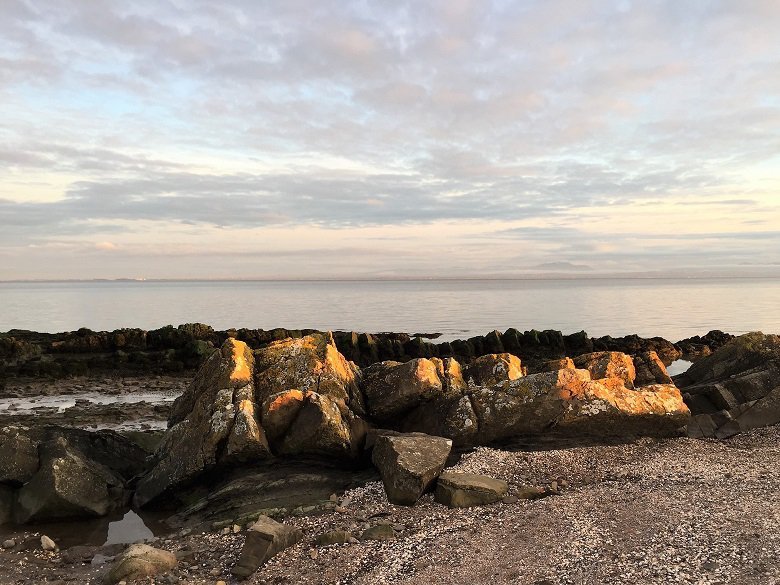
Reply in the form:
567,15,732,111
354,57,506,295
15,437,128,523
434,472,508,507
677,333,780,439
633,351,673,386
4,323,727,383
231,516,303,580
371,433,452,505
135,339,271,507
103,544,177,584
137,334,369,507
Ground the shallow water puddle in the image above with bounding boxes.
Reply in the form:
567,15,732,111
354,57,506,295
667,359,693,376
0,391,178,414
0,508,169,549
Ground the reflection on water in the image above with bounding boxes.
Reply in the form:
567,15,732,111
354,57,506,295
667,359,693,377
105,510,154,545
0,391,177,414
0,508,168,549
2,278,780,342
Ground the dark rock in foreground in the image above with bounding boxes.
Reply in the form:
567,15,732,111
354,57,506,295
231,516,303,580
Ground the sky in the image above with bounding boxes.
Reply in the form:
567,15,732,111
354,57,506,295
1,0,779,280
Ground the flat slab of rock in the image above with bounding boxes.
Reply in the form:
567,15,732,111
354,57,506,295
372,432,452,505
103,544,177,584
231,515,303,580
435,472,508,507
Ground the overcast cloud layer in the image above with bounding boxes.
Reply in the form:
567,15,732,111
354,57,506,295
1,0,779,279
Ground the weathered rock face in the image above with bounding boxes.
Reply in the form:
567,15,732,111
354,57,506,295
0,485,13,525
538,357,575,372
434,472,508,507
0,426,39,486
676,332,780,389
679,333,780,438
371,433,452,505
254,332,364,415
462,353,525,387
15,438,127,523
573,352,637,389
633,351,673,386
103,544,177,585
135,339,271,507
361,359,443,421
271,391,367,459
471,369,593,442
400,394,479,446
231,516,304,580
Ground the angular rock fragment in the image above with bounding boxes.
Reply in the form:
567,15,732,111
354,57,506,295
360,524,395,541
103,544,177,584
231,516,303,580
434,472,508,507
371,433,452,505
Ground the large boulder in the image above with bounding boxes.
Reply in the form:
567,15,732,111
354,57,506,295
135,339,271,507
471,369,594,442
231,516,304,580
400,394,479,446
15,438,128,523
371,433,452,505
361,359,443,421
471,366,689,443
103,544,177,584
254,332,364,414
434,472,508,507
0,426,39,486
462,353,525,387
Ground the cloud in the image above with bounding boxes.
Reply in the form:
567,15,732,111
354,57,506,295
0,0,779,278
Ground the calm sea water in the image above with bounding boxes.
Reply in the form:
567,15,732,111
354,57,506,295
1,278,779,343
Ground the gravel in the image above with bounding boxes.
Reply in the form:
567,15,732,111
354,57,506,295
1,425,778,584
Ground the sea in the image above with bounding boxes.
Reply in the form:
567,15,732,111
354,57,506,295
1,277,779,343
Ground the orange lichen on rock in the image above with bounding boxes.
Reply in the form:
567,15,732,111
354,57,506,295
227,339,253,387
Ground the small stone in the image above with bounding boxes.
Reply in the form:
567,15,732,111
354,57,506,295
502,495,519,504
334,506,348,513
329,493,338,502
309,549,318,560
2,539,15,549
217,581,227,585
41,535,57,551
702,561,718,572
348,537,359,544
360,524,396,541
315,530,354,547
392,523,405,532
221,527,230,535
232,524,241,534
339,497,352,507
549,481,558,492
559,479,569,489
